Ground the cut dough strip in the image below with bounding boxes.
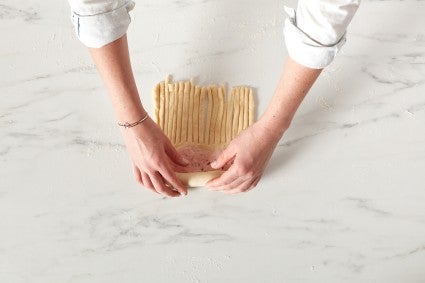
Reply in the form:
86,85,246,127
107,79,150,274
171,83,178,144
176,81,184,145
232,87,240,139
226,88,234,143
188,81,194,143
248,87,254,126
181,81,190,144
164,81,169,136
210,86,219,144
237,87,244,135
153,83,160,124
193,86,200,144
205,87,213,145
199,87,206,144
243,87,249,130
214,87,226,144
159,82,165,130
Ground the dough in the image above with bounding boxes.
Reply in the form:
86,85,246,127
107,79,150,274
199,87,207,144
174,144,230,172
193,86,200,144
232,88,240,139
225,89,234,143
174,144,229,187
152,76,255,187
176,171,226,188
205,87,213,144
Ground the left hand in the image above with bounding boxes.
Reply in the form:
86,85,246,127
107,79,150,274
206,120,283,194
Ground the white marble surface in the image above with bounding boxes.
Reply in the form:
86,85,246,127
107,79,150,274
1,0,425,282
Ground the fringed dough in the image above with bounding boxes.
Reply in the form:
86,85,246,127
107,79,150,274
153,77,255,187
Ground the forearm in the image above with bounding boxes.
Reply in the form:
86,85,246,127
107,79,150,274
89,34,145,124
260,57,322,137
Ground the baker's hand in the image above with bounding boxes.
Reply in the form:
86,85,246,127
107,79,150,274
120,117,189,197
206,120,283,194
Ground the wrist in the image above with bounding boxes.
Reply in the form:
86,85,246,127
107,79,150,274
119,115,156,138
115,102,146,125
117,111,149,128
258,112,292,140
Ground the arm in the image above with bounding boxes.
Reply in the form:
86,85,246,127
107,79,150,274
68,0,188,197
206,0,360,193
259,57,322,138
206,57,321,193
90,35,189,197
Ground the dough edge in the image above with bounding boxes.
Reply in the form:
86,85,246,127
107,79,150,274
176,171,225,188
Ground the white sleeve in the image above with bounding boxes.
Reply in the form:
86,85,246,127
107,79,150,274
68,0,135,48
283,0,360,69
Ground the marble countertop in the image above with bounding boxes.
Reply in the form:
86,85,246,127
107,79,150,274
1,0,424,282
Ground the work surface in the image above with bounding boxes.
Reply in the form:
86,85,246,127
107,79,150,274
1,0,425,282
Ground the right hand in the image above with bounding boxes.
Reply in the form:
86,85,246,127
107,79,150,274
206,119,283,194
120,116,189,197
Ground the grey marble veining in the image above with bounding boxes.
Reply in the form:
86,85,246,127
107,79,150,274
1,0,425,282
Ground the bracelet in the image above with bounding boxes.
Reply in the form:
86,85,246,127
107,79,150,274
117,112,149,129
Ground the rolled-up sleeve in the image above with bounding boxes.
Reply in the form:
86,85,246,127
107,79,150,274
68,0,135,48
283,0,360,69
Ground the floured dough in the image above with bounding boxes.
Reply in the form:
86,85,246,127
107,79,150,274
153,76,255,187
176,171,225,188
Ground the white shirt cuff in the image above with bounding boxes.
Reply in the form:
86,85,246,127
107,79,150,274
70,1,135,48
283,6,346,69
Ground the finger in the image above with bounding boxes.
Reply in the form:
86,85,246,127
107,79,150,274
164,141,189,167
210,146,235,169
207,175,247,191
206,165,240,188
251,176,261,188
237,176,261,193
150,171,181,197
133,165,144,185
159,164,188,196
142,172,159,194
133,165,159,195
223,177,257,194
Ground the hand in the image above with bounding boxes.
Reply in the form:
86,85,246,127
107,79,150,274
120,117,189,197
206,119,283,194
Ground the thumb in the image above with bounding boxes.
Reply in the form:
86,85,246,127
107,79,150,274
165,142,189,166
211,146,235,169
